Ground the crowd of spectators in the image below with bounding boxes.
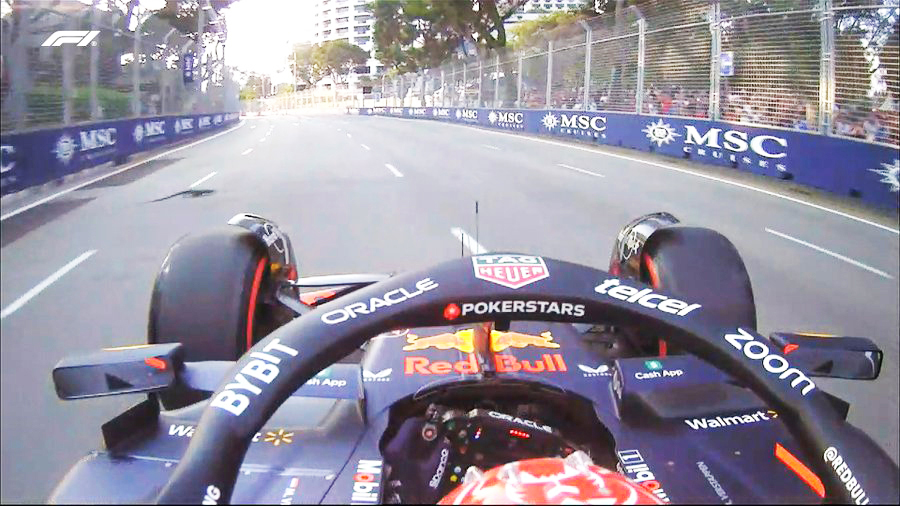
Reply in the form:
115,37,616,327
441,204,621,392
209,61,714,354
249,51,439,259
433,78,899,145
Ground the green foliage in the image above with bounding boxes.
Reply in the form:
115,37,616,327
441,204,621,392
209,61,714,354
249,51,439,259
290,43,326,88
316,40,370,84
508,10,585,49
152,0,232,38
25,85,132,127
371,0,530,73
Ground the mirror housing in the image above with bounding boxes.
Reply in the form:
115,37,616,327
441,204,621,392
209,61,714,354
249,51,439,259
769,332,882,380
53,343,183,399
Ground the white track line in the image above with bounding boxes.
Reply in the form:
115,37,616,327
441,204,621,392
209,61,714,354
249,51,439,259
557,163,605,178
451,227,488,254
1,250,97,319
360,144,371,151
372,115,898,235
765,228,893,279
384,163,404,178
241,148,253,155
188,171,217,188
1,121,246,222
481,144,500,150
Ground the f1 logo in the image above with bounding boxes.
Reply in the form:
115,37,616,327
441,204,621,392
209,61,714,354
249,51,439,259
41,31,100,47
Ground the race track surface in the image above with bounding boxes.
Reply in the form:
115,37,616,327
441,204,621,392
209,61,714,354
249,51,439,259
2,113,898,503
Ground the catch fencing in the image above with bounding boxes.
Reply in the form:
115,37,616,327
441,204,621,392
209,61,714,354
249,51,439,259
342,0,899,148
0,0,241,196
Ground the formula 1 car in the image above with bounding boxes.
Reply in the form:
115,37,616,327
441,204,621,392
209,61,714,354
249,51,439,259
50,213,899,504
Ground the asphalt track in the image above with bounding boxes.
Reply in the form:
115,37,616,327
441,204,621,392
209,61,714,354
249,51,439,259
1,112,898,503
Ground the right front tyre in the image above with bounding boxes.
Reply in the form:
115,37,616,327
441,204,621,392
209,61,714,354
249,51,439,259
148,226,281,409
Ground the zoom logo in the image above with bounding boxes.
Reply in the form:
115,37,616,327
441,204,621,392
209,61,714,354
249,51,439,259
725,328,815,396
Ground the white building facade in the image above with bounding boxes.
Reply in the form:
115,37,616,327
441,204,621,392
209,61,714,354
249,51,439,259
312,0,382,89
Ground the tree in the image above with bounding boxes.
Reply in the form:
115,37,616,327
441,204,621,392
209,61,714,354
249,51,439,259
316,40,370,85
371,0,530,73
289,43,325,89
508,10,585,49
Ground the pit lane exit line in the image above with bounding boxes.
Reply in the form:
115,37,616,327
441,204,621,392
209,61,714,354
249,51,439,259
557,163,605,178
451,227,488,255
765,228,893,280
1,250,97,320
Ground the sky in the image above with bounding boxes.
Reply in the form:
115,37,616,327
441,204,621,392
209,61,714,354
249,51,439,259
221,0,315,78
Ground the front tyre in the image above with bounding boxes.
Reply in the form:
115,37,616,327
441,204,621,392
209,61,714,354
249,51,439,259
148,226,278,409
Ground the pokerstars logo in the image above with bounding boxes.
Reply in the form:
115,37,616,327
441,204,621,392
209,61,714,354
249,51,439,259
870,159,899,193
682,125,788,172
488,110,525,130
643,119,680,147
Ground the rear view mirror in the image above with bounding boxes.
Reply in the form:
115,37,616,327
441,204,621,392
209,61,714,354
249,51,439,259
769,332,882,380
53,343,183,399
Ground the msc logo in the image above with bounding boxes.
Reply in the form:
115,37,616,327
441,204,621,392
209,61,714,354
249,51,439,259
542,112,606,138
488,111,525,129
456,109,478,121
199,116,212,128
133,120,165,144
684,126,786,159
54,128,117,164
174,118,194,134
0,145,15,174
407,108,427,116
432,108,450,118
213,114,223,125
41,30,99,47
389,108,404,115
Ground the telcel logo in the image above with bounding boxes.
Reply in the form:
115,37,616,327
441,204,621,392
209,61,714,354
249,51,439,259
595,278,701,316
725,328,816,396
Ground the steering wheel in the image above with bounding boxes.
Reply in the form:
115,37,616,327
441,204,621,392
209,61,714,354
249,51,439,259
156,255,899,504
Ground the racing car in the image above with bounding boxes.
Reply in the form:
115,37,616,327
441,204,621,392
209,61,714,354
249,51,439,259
49,212,899,504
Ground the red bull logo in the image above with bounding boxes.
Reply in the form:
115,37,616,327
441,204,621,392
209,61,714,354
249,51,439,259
402,329,559,353
405,354,568,375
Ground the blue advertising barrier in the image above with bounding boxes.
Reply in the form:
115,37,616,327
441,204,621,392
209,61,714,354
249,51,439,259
0,112,240,196
348,106,899,209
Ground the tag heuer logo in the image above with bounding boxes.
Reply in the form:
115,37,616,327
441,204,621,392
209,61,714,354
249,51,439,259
472,254,549,289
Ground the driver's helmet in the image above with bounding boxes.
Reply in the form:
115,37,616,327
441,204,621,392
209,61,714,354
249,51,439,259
438,452,664,505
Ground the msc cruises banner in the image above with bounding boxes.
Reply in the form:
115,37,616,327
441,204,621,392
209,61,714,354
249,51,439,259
348,106,899,209
0,112,240,196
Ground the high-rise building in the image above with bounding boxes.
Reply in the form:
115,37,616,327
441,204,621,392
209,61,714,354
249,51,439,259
312,0,382,88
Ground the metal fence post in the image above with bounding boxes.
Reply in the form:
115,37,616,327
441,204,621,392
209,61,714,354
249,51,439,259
89,0,100,119
708,1,721,120
517,56,523,107
62,16,75,125
132,19,142,117
635,18,645,114
545,40,553,109
462,64,467,107
493,54,500,107
441,69,446,107
819,0,835,135
580,21,592,110
478,58,483,107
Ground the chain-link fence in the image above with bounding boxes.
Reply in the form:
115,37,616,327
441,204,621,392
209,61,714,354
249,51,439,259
315,0,897,147
0,0,240,134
